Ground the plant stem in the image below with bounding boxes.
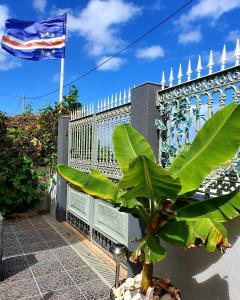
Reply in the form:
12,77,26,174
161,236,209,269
141,262,153,294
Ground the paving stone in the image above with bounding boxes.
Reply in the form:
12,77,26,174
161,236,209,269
42,286,86,300
46,239,67,249
21,241,49,254
78,278,109,300
31,258,65,277
52,245,79,259
19,235,43,246
16,229,40,239
39,228,61,242
35,272,75,294
3,245,23,258
3,238,19,248
0,277,40,300
26,250,55,264
58,255,85,270
69,266,99,284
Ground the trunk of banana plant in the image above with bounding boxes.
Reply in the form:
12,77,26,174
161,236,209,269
141,262,153,294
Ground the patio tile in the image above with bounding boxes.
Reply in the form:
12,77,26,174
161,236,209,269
0,277,40,300
3,238,19,248
13,224,35,233
3,245,23,258
19,235,43,246
39,228,62,241
42,286,86,300
16,229,40,239
78,278,109,300
2,255,28,268
26,250,55,264
46,239,67,249
21,241,49,254
52,245,79,259
31,258,65,277
35,271,75,294
68,266,99,284
58,255,85,270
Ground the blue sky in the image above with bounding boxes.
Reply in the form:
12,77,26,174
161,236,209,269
0,0,239,115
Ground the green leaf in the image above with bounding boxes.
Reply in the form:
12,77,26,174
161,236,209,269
57,164,118,201
143,235,166,264
118,156,181,200
176,191,240,222
130,235,166,264
112,124,156,173
159,220,196,247
171,104,240,195
160,192,240,252
169,143,191,174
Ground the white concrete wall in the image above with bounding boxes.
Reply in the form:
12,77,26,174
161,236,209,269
154,218,240,300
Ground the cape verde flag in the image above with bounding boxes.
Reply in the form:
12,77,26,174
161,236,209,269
1,14,66,60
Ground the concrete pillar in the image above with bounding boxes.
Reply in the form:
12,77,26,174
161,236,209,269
56,116,70,222
127,82,161,276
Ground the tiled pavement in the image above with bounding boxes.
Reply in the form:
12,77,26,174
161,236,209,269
1,215,112,300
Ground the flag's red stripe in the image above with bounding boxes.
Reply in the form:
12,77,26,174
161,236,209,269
2,35,65,48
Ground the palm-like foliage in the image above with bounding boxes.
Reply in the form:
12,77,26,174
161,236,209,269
57,103,240,295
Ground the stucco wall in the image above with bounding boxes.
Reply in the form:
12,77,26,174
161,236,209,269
154,218,240,300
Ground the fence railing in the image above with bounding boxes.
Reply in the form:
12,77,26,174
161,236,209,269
68,88,131,179
156,41,240,168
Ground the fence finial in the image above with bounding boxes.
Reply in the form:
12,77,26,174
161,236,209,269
177,63,183,84
123,89,127,104
161,70,166,90
119,91,122,105
103,98,107,110
169,67,174,87
111,94,114,108
186,59,192,81
196,55,203,78
115,92,118,107
97,100,100,113
234,38,240,66
100,99,103,112
207,50,214,74
220,44,227,70
128,87,131,102
107,96,110,109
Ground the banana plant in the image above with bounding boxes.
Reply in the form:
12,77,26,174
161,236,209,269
57,103,240,295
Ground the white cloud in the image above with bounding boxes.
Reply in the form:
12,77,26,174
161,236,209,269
177,0,240,28
226,29,240,42
33,0,47,13
52,72,59,83
152,1,164,11
0,48,21,71
176,0,240,44
178,29,202,45
136,45,165,60
57,0,141,57
0,4,8,33
97,56,125,71
0,4,21,71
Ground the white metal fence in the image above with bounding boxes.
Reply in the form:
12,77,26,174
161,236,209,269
68,88,131,179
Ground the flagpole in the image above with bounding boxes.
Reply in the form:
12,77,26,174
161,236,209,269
59,13,67,104
59,57,64,103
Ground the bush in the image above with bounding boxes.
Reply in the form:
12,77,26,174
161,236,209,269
0,154,47,216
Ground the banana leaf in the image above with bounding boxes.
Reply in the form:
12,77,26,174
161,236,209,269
57,164,118,201
130,235,166,264
118,156,181,201
171,103,240,195
112,124,156,173
159,191,240,251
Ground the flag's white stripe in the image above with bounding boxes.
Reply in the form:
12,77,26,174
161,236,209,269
3,33,66,45
1,39,65,50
